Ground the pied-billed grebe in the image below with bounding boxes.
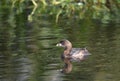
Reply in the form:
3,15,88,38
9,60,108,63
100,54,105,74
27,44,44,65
56,39,91,73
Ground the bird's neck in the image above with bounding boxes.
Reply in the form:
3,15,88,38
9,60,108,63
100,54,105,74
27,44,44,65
64,46,72,55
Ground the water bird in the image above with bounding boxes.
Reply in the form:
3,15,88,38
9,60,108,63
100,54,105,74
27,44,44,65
56,39,91,73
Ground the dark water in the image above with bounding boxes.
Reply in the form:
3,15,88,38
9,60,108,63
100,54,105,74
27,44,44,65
0,7,120,81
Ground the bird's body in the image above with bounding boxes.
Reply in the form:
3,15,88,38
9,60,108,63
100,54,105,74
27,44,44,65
56,39,91,73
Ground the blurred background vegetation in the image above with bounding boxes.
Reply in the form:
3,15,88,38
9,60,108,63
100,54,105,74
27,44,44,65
0,1,120,81
0,0,120,23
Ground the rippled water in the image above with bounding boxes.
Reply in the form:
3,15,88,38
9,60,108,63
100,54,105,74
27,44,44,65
0,10,120,81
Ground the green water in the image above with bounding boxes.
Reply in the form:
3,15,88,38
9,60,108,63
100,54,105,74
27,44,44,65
0,4,120,81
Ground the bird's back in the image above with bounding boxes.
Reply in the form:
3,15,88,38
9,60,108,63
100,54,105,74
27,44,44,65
70,48,90,62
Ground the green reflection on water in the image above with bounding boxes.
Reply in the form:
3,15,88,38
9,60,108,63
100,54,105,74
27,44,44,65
0,2,120,81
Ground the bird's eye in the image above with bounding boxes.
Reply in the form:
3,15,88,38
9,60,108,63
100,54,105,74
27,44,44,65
60,41,64,45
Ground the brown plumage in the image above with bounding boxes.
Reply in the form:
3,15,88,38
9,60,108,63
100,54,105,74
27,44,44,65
56,39,91,73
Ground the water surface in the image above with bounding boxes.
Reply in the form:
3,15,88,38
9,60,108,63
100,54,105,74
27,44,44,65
0,6,120,81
